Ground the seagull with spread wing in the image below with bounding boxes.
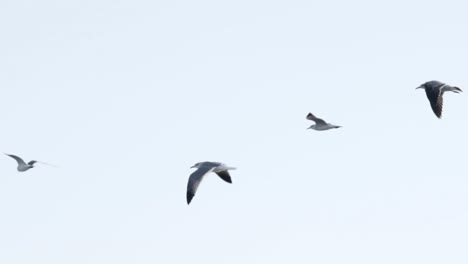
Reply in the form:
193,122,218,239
186,161,236,205
306,112,341,131
416,80,462,118
5,154,38,172
5,153,57,172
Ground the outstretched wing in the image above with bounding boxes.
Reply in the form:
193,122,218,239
215,170,232,183
28,160,37,166
36,161,59,168
186,166,215,204
5,154,27,166
306,113,327,125
425,87,443,118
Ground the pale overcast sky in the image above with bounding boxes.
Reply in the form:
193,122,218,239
0,0,467,263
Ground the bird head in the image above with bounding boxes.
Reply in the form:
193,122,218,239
416,81,430,90
416,80,444,90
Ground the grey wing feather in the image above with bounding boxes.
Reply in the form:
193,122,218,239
28,160,37,166
215,170,232,183
5,154,27,166
306,113,327,125
186,166,215,204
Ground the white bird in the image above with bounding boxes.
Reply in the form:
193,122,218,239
306,112,341,131
416,80,462,118
186,161,236,205
5,154,37,172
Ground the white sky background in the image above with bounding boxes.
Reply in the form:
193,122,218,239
0,0,467,263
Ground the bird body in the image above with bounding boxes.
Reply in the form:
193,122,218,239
308,123,341,130
186,161,235,204
416,80,462,118
306,113,341,131
5,154,36,172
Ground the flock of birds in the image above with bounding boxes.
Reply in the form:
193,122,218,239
4,80,462,205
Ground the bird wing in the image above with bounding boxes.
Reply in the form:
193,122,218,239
306,113,327,125
186,166,216,204
28,160,37,166
36,161,59,168
5,154,27,166
215,170,232,183
425,87,443,118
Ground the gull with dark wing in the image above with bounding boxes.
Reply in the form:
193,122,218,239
416,80,462,118
186,161,236,205
306,112,341,131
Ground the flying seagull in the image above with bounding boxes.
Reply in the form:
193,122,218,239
5,154,38,172
186,161,236,205
4,153,57,172
416,80,462,118
306,113,341,131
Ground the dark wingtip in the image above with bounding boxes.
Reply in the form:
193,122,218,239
186,192,194,205
455,87,463,92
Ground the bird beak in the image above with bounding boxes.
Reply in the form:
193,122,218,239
416,86,423,90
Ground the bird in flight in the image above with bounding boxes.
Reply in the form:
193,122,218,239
5,154,38,172
186,161,236,205
5,153,57,172
306,112,341,131
416,80,462,118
